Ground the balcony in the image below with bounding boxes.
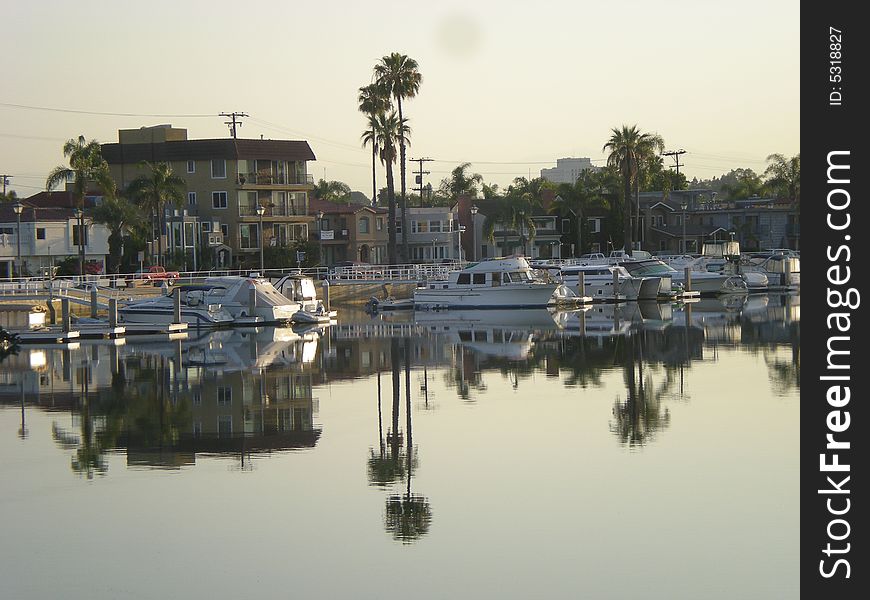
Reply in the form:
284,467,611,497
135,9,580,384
316,229,350,241
237,172,314,186
238,204,309,218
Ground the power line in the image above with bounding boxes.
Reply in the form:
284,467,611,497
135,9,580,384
0,101,215,118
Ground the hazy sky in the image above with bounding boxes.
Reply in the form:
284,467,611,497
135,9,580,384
3,0,799,199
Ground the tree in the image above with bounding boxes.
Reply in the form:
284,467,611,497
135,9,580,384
482,197,536,256
763,153,800,202
438,162,483,201
0,190,19,203
370,111,410,264
358,83,392,206
312,179,352,203
374,53,422,262
125,161,186,266
46,135,117,274
603,125,664,255
550,173,602,256
719,168,764,200
91,195,141,273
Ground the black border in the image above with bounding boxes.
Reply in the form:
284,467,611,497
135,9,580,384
802,5,866,596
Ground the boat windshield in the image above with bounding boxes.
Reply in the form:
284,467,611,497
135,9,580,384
505,271,532,283
621,261,676,276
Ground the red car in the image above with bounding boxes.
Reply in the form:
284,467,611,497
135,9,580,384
135,266,179,285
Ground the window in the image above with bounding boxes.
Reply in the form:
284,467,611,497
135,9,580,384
376,217,383,231
188,191,196,206
72,224,88,246
221,224,229,239
395,220,402,234
217,386,232,405
412,220,429,234
239,224,259,249
472,273,485,284
211,159,226,179
457,273,471,284
590,218,601,233
481,245,488,258
212,191,228,209
36,228,46,240
359,216,370,234
430,220,442,233
187,160,195,173
201,222,211,232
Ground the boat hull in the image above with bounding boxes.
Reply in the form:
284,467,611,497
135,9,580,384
414,283,560,309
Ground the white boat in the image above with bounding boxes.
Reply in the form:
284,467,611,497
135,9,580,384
118,290,234,327
202,275,299,323
554,264,663,301
741,253,800,289
414,256,561,309
271,274,338,322
620,258,748,295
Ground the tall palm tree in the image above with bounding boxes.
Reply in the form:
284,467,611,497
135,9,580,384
46,135,116,275
369,112,410,264
126,161,186,266
91,194,142,273
763,153,800,202
374,53,422,261
603,125,663,256
358,84,392,206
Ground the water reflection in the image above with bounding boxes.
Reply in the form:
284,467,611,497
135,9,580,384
2,294,798,503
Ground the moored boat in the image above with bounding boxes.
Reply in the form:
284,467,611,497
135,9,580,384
413,256,561,309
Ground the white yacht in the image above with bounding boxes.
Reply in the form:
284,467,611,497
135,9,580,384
555,264,664,301
118,288,234,327
620,259,748,295
741,253,800,289
414,257,561,309
203,275,301,323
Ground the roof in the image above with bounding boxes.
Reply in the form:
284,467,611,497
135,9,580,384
0,204,76,223
23,191,102,209
101,138,316,164
309,198,387,215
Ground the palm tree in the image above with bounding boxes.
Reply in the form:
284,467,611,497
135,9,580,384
439,162,483,200
763,153,800,202
358,84,392,206
125,161,186,266
603,125,663,256
482,197,536,256
46,135,116,275
374,53,422,262
91,194,142,273
369,112,410,264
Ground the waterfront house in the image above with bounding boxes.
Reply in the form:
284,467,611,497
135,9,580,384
1,197,110,277
309,198,388,266
101,124,316,268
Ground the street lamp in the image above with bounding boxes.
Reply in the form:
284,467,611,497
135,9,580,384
255,204,265,273
680,202,688,254
74,207,84,278
317,210,325,267
518,209,526,256
13,201,23,278
469,204,478,262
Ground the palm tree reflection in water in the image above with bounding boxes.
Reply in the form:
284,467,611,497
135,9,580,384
370,338,432,543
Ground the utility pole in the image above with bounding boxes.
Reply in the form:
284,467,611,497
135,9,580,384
662,149,687,176
220,112,249,139
1,174,11,196
410,157,433,207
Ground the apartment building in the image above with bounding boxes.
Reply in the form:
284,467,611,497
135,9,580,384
101,124,316,268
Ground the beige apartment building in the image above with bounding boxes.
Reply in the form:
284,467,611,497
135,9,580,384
101,124,316,268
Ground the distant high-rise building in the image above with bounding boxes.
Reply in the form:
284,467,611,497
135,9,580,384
540,157,598,184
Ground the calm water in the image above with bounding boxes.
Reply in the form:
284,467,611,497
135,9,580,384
0,295,799,599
